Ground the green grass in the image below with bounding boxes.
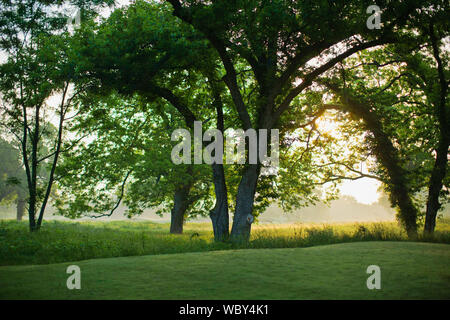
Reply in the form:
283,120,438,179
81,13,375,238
1,219,450,266
0,241,449,299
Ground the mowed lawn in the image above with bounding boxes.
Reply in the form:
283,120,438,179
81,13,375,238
1,241,449,300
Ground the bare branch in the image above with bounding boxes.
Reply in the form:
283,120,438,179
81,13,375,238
87,169,133,219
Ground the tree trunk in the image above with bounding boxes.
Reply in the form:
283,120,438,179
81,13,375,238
423,97,449,234
208,80,230,241
327,83,419,238
424,24,449,234
170,185,191,234
369,123,418,237
36,83,69,229
28,193,37,231
389,183,418,238
230,164,260,242
210,163,229,241
364,124,418,238
16,198,26,221
424,142,448,233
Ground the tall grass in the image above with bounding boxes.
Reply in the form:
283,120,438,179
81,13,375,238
0,219,449,266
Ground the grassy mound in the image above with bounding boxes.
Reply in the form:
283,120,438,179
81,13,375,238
0,242,449,299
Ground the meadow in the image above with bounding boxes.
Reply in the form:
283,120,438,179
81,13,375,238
1,219,449,266
1,219,449,299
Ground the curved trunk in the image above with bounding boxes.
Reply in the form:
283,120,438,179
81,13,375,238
28,196,37,231
210,163,229,241
371,128,418,238
230,164,260,242
16,198,26,221
424,26,449,234
327,82,419,238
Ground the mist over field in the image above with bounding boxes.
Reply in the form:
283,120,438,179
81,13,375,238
2,193,449,224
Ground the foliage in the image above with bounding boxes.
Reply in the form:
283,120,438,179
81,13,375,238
55,93,214,220
315,11,449,225
0,138,27,204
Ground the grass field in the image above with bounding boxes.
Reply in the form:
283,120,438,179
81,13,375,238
1,219,450,266
1,219,449,300
1,241,449,299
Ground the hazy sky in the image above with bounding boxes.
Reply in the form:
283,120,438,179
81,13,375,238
340,178,381,205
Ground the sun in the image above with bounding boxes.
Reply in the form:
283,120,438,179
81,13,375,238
315,115,341,138
315,112,382,205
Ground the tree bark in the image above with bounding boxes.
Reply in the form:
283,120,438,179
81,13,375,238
361,118,418,238
16,198,26,221
210,163,229,241
230,164,260,242
368,123,419,238
170,184,191,234
36,82,69,229
208,83,230,241
424,140,449,233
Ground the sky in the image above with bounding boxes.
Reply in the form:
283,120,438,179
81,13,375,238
340,178,381,205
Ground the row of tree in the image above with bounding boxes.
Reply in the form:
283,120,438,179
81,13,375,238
0,0,448,241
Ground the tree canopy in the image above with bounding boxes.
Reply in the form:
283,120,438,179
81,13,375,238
0,0,448,241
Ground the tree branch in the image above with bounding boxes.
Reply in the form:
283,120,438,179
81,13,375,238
272,38,388,124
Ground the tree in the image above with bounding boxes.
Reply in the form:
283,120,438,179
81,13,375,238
311,1,448,236
0,0,114,231
68,0,235,240
407,18,449,234
66,0,441,241
70,0,372,241
165,0,435,240
317,80,421,236
55,93,214,234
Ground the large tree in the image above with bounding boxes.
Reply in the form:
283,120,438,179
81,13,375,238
164,0,436,240
68,0,235,240
71,0,372,241
67,0,441,241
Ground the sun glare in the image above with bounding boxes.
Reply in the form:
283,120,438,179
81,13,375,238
315,113,382,205
340,178,382,205
315,115,340,136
